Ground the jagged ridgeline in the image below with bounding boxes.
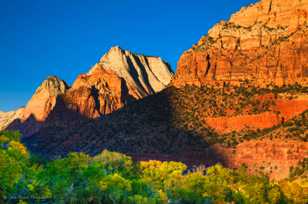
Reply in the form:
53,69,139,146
0,46,173,132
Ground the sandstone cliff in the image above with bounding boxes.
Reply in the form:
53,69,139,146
173,0,308,87
205,96,308,134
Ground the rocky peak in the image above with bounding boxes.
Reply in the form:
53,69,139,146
36,76,68,96
173,0,308,87
64,46,173,118
0,108,25,130
90,46,174,98
65,68,128,118
22,76,68,121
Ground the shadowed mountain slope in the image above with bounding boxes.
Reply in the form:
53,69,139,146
20,84,308,179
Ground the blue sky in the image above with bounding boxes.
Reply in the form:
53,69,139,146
0,0,257,111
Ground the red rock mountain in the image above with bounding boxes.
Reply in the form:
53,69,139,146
0,46,173,129
65,46,173,118
173,0,308,87
170,0,308,179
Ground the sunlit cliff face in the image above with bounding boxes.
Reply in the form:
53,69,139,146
173,0,308,87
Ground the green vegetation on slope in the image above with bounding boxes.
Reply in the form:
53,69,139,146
163,83,307,147
168,83,307,118
1,131,307,204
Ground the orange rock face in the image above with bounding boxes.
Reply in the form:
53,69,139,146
63,69,128,118
205,112,280,134
173,0,308,87
231,139,308,180
22,76,68,121
205,98,308,134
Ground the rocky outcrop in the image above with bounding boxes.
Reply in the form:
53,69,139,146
173,0,308,87
63,68,129,118
90,46,173,99
206,112,280,134
0,109,24,131
1,76,68,134
21,76,68,121
231,139,308,180
205,97,308,134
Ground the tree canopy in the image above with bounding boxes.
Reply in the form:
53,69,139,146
0,131,307,203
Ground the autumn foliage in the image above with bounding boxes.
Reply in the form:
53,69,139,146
0,131,307,204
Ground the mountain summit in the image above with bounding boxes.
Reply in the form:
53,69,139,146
65,46,173,118
90,46,173,98
23,76,68,121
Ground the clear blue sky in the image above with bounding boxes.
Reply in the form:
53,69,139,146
0,0,257,111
